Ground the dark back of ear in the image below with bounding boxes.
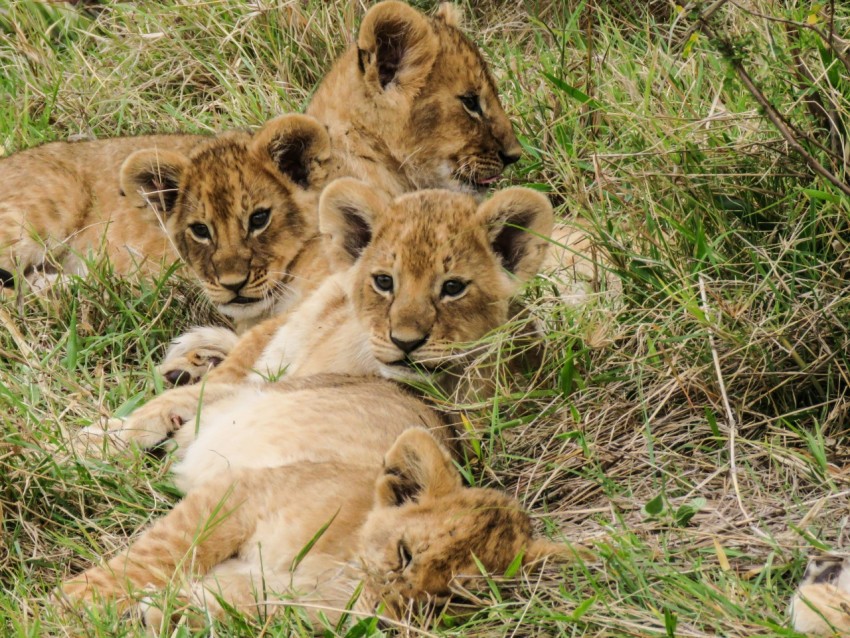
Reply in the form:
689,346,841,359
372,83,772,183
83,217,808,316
120,149,189,218
476,188,554,285
318,177,391,267
357,1,439,96
251,114,331,190
375,428,461,508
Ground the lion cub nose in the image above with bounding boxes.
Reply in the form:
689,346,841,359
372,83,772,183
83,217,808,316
220,276,248,293
498,149,521,167
391,334,428,354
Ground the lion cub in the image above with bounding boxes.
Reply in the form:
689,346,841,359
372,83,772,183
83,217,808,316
0,115,330,329
789,556,850,635
63,184,572,629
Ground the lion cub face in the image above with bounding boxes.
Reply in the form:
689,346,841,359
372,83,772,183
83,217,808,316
120,115,330,321
323,1,521,193
319,179,553,380
357,428,571,616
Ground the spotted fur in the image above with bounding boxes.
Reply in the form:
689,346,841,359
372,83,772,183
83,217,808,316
120,114,331,329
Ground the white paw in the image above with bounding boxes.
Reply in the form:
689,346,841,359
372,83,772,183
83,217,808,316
158,326,239,387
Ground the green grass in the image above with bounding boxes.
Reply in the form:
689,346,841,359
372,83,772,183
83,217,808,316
2,0,850,636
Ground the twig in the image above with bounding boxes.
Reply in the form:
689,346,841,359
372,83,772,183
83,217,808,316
696,16,850,197
672,0,731,52
728,0,850,76
698,275,751,523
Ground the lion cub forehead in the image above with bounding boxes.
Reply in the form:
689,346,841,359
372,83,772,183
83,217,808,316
184,135,255,176
391,189,478,222
381,191,485,254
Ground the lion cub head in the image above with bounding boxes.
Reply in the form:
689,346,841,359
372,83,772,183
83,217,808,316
319,178,553,380
120,114,330,322
310,1,522,194
357,428,582,617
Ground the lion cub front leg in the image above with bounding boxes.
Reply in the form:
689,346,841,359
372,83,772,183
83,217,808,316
81,383,241,451
62,473,257,608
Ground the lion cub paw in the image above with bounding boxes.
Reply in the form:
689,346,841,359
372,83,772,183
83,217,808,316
74,417,131,455
138,584,217,634
80,392,201,451
158,327,239,387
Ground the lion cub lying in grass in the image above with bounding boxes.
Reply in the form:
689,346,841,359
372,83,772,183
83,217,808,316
0,115,331,331
63,183,580,630
789,556,850,635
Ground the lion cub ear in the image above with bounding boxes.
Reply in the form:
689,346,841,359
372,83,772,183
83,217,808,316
375,429,462,508
251,114,331,190
120,149,190,218
476,188,555,286
435,3,463,28
357,1,439,97
318,178,391,266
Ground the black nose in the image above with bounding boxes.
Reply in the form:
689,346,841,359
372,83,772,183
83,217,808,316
391,335,428,354
221,277,248,293
498,150,521,167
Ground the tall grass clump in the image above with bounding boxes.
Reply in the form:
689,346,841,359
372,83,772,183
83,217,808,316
1,1,848,636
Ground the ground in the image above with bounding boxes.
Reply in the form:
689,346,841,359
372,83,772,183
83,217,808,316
1,1,849,636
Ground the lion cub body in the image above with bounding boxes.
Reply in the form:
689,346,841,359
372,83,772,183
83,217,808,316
64,184,562,628
0,134,202,282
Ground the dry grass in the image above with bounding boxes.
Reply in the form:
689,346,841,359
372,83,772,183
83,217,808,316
1,0,849,636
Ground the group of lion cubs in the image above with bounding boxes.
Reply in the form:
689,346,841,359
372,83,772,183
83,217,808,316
1,1,846,633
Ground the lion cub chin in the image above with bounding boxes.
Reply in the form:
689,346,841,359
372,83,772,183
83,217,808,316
0,114,330,331
789,556,850,635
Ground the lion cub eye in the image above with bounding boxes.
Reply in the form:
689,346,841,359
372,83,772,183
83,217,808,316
441,279,467,298
459,94,482,116
373,274,394,293
248,208,271,232
190,223,211,240
397,540,413,571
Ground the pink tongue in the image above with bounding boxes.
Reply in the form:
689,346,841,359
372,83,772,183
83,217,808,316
478,176,500,185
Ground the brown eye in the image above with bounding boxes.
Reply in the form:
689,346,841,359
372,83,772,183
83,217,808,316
190,223,210,240
459,94,482,115
373,274,394,293
249,208,270,231
398,540,413,570
441,279,467,297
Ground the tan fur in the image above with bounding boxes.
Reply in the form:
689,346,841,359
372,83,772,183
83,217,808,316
63,186,578,628
0,134,202,282
542,222,622,305
65,421,578,630
789,556,850,635
0,115,332,331
159,0,525,379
